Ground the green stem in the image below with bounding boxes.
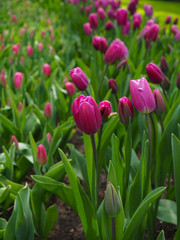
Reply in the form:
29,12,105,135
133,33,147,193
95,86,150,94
98,64,109,98
68,95,72,117
85,89,90,96
160,82,168,100
112,217,116,240
91,134,98,209
115,93,119,105
97,124,103,152
146,114,152,169
159,114,164,133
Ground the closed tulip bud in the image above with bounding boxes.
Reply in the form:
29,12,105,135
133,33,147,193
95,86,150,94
70,67,88,91
97,7,106,20
162,75,170,90
65,82,75,95
88,13,98,29
143,4,153,17
104,39,129,64
104,182,121,217
130,78,155,113
118,97,134,124
128,0,137,15
20,56,24,65
27,45,33,57
20,28,26,36
133,19,141,29
12,44,19,54
37,144,47,165
72,95,102,135
38,43,43,52
175,31,180,42
85,6,92,15
171,25,179,35
147,24,159,41
165,15,171,24
133,13,142,23
146,19,154,26
153,90,165,114
18,102,23,114
177,73,180,89
122,21,130,35
173,18,178,25
43,63,51,76
116,59,127,70
0,70,6,87
10,135,18,149
83,23,93,35
46,132,52,145
116,8,128,26
160,56,169,73
44,102,52,118
92,36,108,53
99,101,111,118
9,56,13,64
146,62,164,84
111,0,120,9
107,8,115,19
14,72,23,89
109,78,118,93
105,21,114,31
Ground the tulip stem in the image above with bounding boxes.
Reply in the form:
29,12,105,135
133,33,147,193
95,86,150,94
98,64,109,98
159,114,164,133
85,89,90,96
91,134,98,208
112,217,116,240
146,114,152,168
160,82,168,100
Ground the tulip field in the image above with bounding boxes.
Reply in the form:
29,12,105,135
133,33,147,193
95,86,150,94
0,0,180,239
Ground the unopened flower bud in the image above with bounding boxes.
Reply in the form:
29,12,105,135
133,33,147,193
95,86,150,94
146,62,164,84
46,132,52,145
92,36,108,53
118,97,134,124
104,182,121,217
160,56,169,73
109,79,118,94
37,144,47,165
70,67,88,91
65,82,75,95
27,45,33,57
105,21,114,31
88,13,98,29
38,43,43,52
10,135,18,149
162,75,170,90
173,18,178,25
97,7,106,20
165,15,171,24
83,23,93,35
18,102,23,114
14,72,23,89
177,72,180,89
44,102,52,118
99,101,111,118
153,90,165,114
43,63,51,76
116,8,128,26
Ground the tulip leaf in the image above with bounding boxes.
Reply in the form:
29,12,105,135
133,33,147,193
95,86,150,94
122,187,166,240
44,205,58,240
0,113,20,139
0,218,7,239
0,185,11,204
59,149,99,240
76,57,91,78
156,230,165,240
157,199,177,225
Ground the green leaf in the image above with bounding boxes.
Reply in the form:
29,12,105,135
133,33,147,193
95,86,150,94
156,230,165,240
157,199,177,225
59,149,99,240
0,218,7,239
122,187,166,240
0,185,11,204
0,113,20,139
29,132,41,175
44,205,58,240
76,57,91,78
3,145,14,181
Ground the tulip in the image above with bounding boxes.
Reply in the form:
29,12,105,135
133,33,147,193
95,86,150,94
46,132,52,145
12,44,19,54
72,95,102,135
165,15,171,24
20,28,26,36
37,144,47,165
97,7,106,20
153,90,165,114
108,78,118,93
177,73,180,89
27,45,33,57
143,4,153,17
83,23,93,35
43,63,51,76
133,18,141,29
38,43,43,52
0,70,6,87
107,8,115,19
70,67,88,91
130,78,155,113
10,135,18,149
9,56,13,64
88,13,98,29
111,0,120,9
99,101,111,118
20,56,24,65
122,21,130,35
14,72,23,89
105,21,114,31
146,19,154,26
175,31,180,41
173,18,178,25
118,97,134,124
65,82,75,95
104,182,121,217
160,56,169,73
171,25,179,35
85,6,92,15
116,8,128,26
104,39,129,65
128,0,137,15
18,102,23,114
146,62,164,84
147,24,159,41
92,36,108,53
116,59,127,70
44,102,52,118
162,75,170,91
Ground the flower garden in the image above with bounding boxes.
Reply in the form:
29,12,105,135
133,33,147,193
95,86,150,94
0,0,180,239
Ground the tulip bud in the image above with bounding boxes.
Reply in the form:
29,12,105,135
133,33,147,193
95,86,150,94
83,23,93,35
171,25,179,35
108,78,118,94
116,8,128,26
14,72,23,89
104,182,121,217
43,63,51,76
122,21,130,35
147,24,159,41
175,31,180,42
118,97,134,124
173,18,178,25
10,135,18,149
92,36,108,53
65,82,75,95
18,102,23,114
146,19,154,26
143,4,153,17
44,102,52,118
105,21,114,31
46,132,52,145
107,8,114,19
0,70,6,87
133,18,141,29
88,13,98,29
27,45,33,57
85,6,92,15
130,78,155,113
37,144,47,165
160,56,169,73
153,90,165,114
70,67,88,91
128,0,137,15
162,75,170,90
12,44,19,54
72,95,102,135
97,7,106,20
177,73,180,89
165,15,171,24
111,0,120,9
104,39,129,65
146,62,164,84
99,101,111,118
38,43,43,52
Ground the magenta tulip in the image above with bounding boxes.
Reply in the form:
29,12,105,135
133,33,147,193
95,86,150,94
65,82,75,95
14,72,23,89
105,21,114,31
146,62,164,84
72,95,102,135
10,135,18,149
27,45,33,57
99,101,111,118
160,56,169,73
97,7,106,20
143,4,153,17
92,36,108,53
177,73,180,89
43,63,51,76
46,132,52,145
116,8,128,26
130,78,155,113
83,23,93,35
165,15,171,24
109,78,118,93
89,13,98,29
147,24,159,41
122,21,130,35
44,102,52,118
118,97,134,124
37,144,47,165
153,90,165,114
38,43,43,52
70,67,88,91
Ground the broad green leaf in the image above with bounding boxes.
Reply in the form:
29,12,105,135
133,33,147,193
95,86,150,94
156,230,165,240
0,218,7,239
0,113,20,139
157,199,177,225
0,185,11,204
44,205,58,240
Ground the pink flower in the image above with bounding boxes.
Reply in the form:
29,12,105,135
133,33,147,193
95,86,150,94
38,43,43,52
27,45,33,57
153,90,165,114
14,72,23,89
46,133,52,145
70,67,89,91
10,135,18,149
89,13,98,29
97,7,106,20
37,144,47,165
83,23,93,35
118,97,134,124
146,62,164,84
44,102,52,118
65,82,75,95
122,21,130,35
43,64,51,76
99,101,111,118
116,8,128,26
105,21,114,31
92,36,108,53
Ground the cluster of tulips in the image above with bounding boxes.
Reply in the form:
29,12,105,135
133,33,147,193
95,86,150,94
0,0,180,239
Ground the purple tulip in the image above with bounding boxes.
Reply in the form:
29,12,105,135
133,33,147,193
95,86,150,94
111,0,121,9
143,4,153,17
177,72,180,89
104,39,129,64
146,19,154,26
130,78,155,113
160,56,169,73
165,15,171,24
107,8,115,19
108,78,118,93
10,135,18,149
65,82,75,95
70,67,88,91
89,13,98,29
122,21,130,35
153,90,165,114
116,8,128,26
118,97,134,124
44,102,52,118
37,144,47,165
128,0,137,15
72,95,102,135
27,45,33,57
173,18,178,25
43,64,51,76
99,100,111,118
175,31,180,41
83,23,93,35
14,72,23,89
97,7,106,20
147,24,159,41
105,21,114,31
116,59,127,70
146,62,164,84
92,36,108,53
171,25,179,35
